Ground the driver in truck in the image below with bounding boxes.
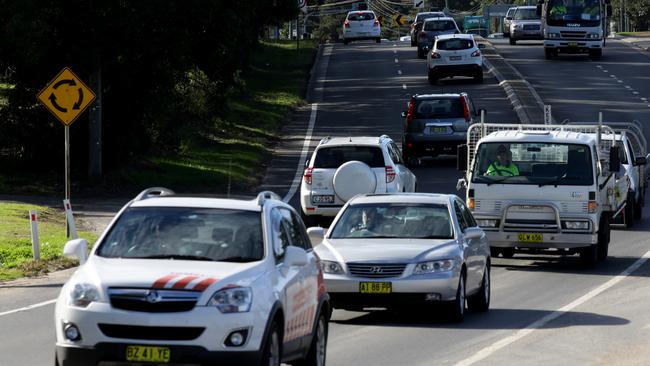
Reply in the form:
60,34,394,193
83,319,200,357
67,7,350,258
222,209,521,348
485,144,520,176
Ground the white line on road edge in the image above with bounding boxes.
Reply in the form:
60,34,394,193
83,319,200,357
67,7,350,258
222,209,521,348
283,103,318,203
402,84,407,90
398,70,402,75
0,299,57,317
394,49,397,54
394,58,399,63
454,248,650,366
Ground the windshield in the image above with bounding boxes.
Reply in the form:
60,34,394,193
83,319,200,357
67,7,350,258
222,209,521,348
471,142,594,186
514,8,539,20
417,13,445,22
97,207,264,262
424,20,457,31
546,0,601,26
330,203,454,239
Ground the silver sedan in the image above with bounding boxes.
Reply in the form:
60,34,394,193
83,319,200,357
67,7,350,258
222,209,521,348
308,193,491,322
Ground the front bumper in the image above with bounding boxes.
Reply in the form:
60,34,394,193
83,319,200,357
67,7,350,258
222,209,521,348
56,343,261,366
484,230,597,249
511,30,542,40
404,132,466,157
544,39,603,52
428,63,483,78
343,30,381,40
324,269,459,309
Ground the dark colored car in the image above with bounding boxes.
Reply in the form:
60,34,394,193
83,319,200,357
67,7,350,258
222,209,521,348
410,11,446,47
401,93,484,164
416,17,460,58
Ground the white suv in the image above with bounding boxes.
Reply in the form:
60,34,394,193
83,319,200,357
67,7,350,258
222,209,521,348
300,135,417,223
55,188,329,366
342,10,381,44
426,33,484,84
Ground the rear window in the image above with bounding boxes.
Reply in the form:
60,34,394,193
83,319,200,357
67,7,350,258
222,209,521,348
416,13,445,22
348,12,375,21
424,20,457,31
414,98,463,119
313,146,385,168
436,38,474,50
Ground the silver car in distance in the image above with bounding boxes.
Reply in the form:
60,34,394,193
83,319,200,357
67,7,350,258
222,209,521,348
308,193,491,322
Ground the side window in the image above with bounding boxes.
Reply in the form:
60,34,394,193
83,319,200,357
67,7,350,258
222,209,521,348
390,143,404,164
454,201,469,231
468,97,477,118
458,200,477,228
270,208,291,261
285,209,312,251
625,140,635,162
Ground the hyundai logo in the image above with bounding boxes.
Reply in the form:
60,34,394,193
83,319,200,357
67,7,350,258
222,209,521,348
369,266,383,273
144,290,162,303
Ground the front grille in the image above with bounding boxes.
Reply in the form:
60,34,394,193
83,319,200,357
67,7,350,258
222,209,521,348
108,288,200,313
347,263,407,278
98,324,205,341
560,31,586,39
523,24,540,30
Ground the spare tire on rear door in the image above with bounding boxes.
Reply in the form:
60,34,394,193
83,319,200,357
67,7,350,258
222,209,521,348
333,161,377,201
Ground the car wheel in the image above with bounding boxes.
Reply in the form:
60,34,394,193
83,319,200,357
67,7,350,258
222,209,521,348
634,195,643,220
411,40,417,47
427,69,438,85
580,244,598,267
544,48,554,60
624,193,635,228
343,39,349,45
467,263,490,312
500,248,515,258
588,49,602,60
489,247,501,258
261,321,282,366
447,271,466,322
417,49,425,58
291,313,328,366
474,71,484,84
376,38,381,43
509,38,516,45
597,214,610,261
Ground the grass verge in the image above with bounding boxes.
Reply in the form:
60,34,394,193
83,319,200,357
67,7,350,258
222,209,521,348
0,202,97,282
617,31,650,37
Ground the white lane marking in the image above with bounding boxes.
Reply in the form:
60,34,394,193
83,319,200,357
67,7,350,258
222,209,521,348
642,98,648,101
394,58,399,63
283,103,318,203
0,299,57,317
454,247,650,366
394,49,397,54
602,70,609,72
610,75,616,78
617,80,623,83
398,70,403,75
633,91,639,95
625,86,632,89
402,84,407,90
596,65,602,68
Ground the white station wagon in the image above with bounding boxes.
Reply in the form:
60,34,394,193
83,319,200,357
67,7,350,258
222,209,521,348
55,188,329,366
308,193,490,322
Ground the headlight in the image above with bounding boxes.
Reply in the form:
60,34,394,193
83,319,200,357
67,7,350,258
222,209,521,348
513,24,522,30
586,33,600,39
547,32,560,38
320,260,344,274
208,287,252,313
476,219,498,228
68,283,100,307
413,259,457,274
563,221,589,230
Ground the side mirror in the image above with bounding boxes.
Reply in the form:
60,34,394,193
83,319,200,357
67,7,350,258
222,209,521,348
609,146,621,173
64,238,89,265
634,156,647,166
457,144,468,171
456,178,467,191
464,227,484,240
283,246,308,267
506,16,513,20
307,227,325,246
606,5,612,16
536,4,542,16
401,111,407,118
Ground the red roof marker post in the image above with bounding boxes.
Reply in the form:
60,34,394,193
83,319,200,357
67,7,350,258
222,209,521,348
29,210,40,260
63,199,78,239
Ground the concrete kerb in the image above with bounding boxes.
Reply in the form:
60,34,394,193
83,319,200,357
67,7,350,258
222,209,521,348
305,44,325,103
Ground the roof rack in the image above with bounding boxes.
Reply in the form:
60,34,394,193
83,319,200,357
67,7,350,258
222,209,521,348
134,187,175,201
257,191,282,206
319,136,332,145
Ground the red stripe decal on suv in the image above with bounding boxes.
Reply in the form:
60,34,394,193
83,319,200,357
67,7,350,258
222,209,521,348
152,274,177,289
172,275,200,289
193,278,218,291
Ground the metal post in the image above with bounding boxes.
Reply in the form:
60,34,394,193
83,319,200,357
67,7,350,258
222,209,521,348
29,210,40,260
65,125,71,238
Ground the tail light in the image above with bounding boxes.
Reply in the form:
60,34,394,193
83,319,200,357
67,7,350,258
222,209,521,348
405,98,415,126
471,50,481,57
460,96,470,121
430,52,441,59
344,20,350,28
303,167,313,185
385,166,396,183
374,19,379,27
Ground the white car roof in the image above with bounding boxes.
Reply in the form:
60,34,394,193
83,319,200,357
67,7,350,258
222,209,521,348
435,33,474,41
130,197,262,211
349,193,453,205
318,136,387,147
423,17,456,23
481,130,596,145
347,10,375,15
516,6,537,10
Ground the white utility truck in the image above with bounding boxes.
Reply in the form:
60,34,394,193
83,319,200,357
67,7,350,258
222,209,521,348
457,123,628,266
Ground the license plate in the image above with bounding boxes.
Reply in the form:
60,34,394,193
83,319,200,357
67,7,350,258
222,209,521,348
517,233,543,243
359,282,392,294
426,126,447,134
449,56,462,61
312,195,334,204
126,345,171,363
568,42,577,47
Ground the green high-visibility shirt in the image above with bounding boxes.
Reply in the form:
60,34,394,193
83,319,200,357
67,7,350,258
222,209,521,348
486,162,519,176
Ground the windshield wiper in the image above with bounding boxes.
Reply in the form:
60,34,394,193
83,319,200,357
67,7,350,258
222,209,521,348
486,175,519,186
416,235,453,239
136,254,214,261
538,174,568,187
217,256,260,262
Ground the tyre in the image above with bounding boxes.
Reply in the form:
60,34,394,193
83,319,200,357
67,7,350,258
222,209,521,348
343,39,349,45
544,48,554,60
489,247,500,258
589,49,602,60
427,69,438,85
580,244,598,267
509,38,516,45
411,39,417,47
467,263,490,312
624,194,635,228
376,38,381,43
474,71,484,84
291,313,328,366
261,321,282,366
500,247,515,258
634,195,643,220
597,214,610,261
446,271,466,322
417,49,425,58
